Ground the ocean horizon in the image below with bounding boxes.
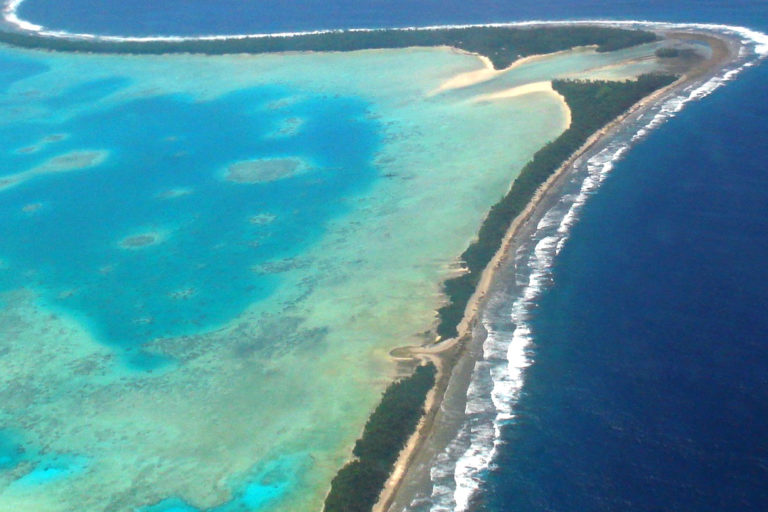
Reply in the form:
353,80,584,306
1,1,767,512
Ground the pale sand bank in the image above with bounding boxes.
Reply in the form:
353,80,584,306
468,81,573,130
0,26,725,512
433,46,598,95
377,28,743,512
468,79,553,101
431,53,499,94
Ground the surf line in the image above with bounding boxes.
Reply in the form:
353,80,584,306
420,28,768,512
1,0,767,59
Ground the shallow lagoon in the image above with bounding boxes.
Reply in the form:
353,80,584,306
0,43,661,511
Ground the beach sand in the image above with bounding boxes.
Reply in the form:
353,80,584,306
433,46,597,95
377,27,743,512
470,81,573,128
0,22,742,512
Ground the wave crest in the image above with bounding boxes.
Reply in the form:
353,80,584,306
419,24,767,512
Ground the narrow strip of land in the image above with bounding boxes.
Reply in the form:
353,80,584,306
0,18,746,512
376,27,742,512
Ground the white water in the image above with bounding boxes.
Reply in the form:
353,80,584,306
419,26,768,512
2,0,768,58
3,5,767,511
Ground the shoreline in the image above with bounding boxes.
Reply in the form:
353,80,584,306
0,14,762,512
0,2,767,54
377,26,750,512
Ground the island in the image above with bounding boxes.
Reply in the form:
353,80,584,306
0,15,758,512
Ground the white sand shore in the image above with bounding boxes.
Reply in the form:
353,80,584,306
469,80,573,128
375,27,742,512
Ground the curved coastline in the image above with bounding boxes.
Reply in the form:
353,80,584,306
1,0,767,57
0,0,766,54
385,27,767,512
1,9,766,512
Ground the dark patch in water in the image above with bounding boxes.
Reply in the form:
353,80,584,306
45,76,131,109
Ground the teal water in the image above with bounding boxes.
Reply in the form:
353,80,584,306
0,54,379,368
0,37,668,511
0,432,22,470
3,0,768,510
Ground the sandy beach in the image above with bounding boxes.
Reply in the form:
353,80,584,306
376,26,743,512
433,45,598,95
0,15,753,512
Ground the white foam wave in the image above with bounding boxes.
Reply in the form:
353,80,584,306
424,22,767,512
2,1,768,64
3,0,40,32
3,4,765,510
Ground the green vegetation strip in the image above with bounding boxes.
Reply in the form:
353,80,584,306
324,363,437,512
436,74,677,340
0,26,655,68
0,24,672,512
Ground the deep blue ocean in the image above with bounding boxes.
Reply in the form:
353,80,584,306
10,0,768,511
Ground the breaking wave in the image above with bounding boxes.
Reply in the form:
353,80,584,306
2,0,768,60
3,5,766,510
419,24,768,512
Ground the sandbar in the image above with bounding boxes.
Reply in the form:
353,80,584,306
433,45,597,95
379,27,745,512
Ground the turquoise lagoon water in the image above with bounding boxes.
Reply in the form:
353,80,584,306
0,43,662,511
0,67,378,367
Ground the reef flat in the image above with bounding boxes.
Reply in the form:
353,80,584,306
383,26,761,512
0,17,758,512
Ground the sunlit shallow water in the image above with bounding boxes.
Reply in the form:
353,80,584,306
0,42,662,511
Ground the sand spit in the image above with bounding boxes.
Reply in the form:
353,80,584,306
431,54,500,94
433,46,597,95
467,80,572,130
377,27,745,512
470,80,555,102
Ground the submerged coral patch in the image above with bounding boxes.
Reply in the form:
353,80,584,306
119,232,163,249
31,150,108,174
224,157,309,184
22,202,43,213
42,134,68,143
248,213,276,225
168,287,197,300
0,176,22,192
156,187,193,199
269,117,305,138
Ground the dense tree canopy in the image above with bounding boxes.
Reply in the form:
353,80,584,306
437,74,677,339
0,25,656,69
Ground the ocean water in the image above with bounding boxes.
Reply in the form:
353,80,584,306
8,0,767,36
480,59,768,512
0,75,380,368
0,20,671,512
430,5,768,512
1,1,768,512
